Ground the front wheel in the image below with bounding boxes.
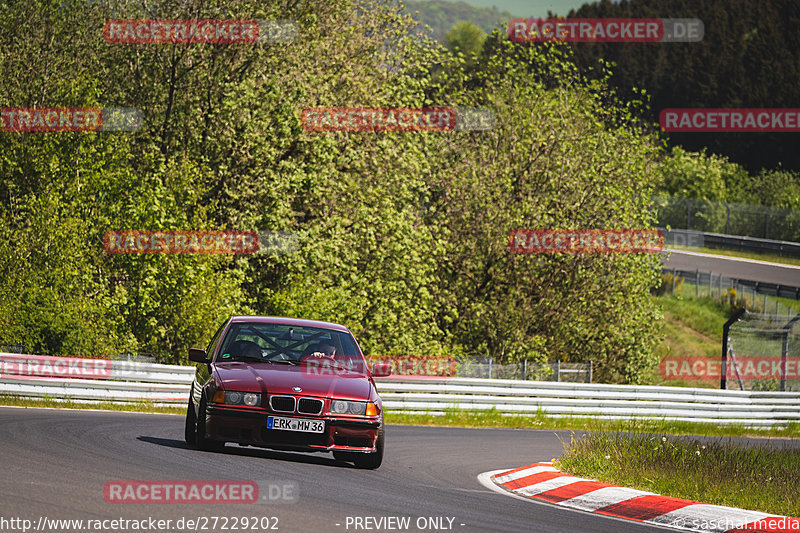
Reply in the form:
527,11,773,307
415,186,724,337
195,396,225,452
352,426,384,469
184,397,197,446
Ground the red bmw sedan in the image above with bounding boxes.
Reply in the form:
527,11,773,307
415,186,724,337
184,316,390,469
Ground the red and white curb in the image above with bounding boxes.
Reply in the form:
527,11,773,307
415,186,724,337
478,463,799,532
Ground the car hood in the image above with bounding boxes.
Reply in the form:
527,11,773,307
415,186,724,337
213,362,371,401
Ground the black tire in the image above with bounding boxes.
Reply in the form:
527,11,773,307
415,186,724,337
184,397,197,446
195,396,225,452
352,426,384,469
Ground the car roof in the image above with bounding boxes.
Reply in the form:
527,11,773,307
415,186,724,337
228,315,351,333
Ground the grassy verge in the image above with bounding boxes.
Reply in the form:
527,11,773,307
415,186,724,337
650,293,729,386
383,408,800,439
0,394,183,414
557,431,800,517
658,292,729,339
652,288,800,388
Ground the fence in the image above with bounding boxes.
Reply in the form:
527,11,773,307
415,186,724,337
652,195,800,242
456,359,592,383
662,267,800,303
725,311,800,392
1,354,798,427
376,377,800,427
0,344,26,354
363,356,592,382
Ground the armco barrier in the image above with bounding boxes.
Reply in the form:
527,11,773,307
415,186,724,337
0,354,194,406
1,355,799,427
661,228,800,257
374,377,800,427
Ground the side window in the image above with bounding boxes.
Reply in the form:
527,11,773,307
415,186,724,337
205,319,229,361
339,333,360,356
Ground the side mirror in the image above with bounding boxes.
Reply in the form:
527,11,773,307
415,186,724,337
372,363,391,377
188,348,209,363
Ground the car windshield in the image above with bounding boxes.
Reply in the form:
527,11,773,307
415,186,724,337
216,322,364,369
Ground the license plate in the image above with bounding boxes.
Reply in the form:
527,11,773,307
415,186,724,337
267,416,325,433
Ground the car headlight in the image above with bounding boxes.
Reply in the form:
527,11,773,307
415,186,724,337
243,393,259,406
331,400,366,415
217,390,261,407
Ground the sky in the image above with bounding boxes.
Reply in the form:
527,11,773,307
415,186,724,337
445,0,592,17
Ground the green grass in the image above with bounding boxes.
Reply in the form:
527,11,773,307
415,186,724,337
659,291,729,339
658,309,718,359
772,295,800,314
0,394,183,414
650,292,730,387
557,431,800,517
669,244,800,267
652,287,800,388
384,408,800,439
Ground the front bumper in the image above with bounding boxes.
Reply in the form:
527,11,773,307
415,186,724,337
206,405,381,453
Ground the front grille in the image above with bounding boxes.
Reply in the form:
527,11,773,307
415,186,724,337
297,398,323,415
269,395,296,413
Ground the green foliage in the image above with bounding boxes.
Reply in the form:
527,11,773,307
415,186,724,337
444,21,487,61
423,32,664,382
658,146,750,202
1,0,669,383
743,168,800,209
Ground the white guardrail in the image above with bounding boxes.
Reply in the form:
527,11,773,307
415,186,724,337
1,354,799,427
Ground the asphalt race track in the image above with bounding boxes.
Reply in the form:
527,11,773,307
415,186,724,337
1,407,797,533
662,250,800,287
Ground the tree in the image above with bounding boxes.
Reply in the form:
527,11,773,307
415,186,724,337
568,0,800,173
445,21,487,61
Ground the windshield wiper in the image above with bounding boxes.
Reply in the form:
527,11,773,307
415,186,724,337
229,355,269,363
231,356,300,365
